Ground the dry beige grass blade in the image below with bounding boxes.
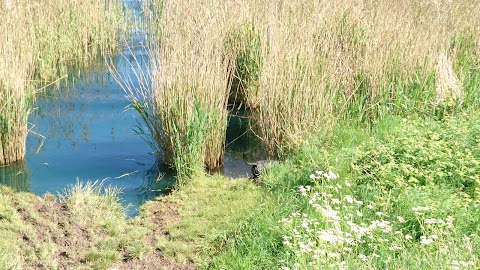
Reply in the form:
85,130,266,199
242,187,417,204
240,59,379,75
435,51,463,106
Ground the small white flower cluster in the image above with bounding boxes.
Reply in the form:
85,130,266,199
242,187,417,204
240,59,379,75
309,170,338,181
451,260,475,270
278,170,479,269
280,170,405,268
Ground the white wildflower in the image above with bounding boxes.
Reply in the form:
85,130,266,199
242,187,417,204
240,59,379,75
413,206,430,215
344,195,354,203
425,218,437,224
388,245,402,251
358,254,367,261
331,198,342,205
327,170,338,180
281,218,292,224
420,235,434,245
327,252,341,258
367,202,375,209
298,185,308,196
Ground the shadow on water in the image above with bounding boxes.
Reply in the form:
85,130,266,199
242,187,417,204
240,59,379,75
0,161,31,193
218,108,266,178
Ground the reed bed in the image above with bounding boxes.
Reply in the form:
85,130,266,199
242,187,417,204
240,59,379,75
254,1,331,157
253,0,480,156
116,0,238,180
0,1,35,165
0,0,124,165
143,0,480,163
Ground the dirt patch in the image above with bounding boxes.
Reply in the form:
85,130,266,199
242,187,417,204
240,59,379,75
7,190,195,270
112,251,196,270
113,196,196,270
15,195,96,269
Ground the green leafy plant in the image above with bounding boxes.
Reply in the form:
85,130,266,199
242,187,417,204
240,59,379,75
352,115,480,199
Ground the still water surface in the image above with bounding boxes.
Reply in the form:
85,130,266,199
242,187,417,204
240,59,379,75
0,0,254,217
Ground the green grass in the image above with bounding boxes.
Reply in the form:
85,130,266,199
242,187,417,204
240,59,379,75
206,112,480,269
142,173,262,267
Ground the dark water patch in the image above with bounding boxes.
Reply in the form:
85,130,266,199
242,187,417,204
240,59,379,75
0,161,30,193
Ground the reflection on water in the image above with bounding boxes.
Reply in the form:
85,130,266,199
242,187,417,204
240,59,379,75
0,161,30,193
24,42,161,216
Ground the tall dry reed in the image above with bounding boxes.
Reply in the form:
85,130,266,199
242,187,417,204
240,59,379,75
152,0,236,179
144,0,480,160
116,0,239,181
255,1,332,157
249,0,480,156
0,0,124,165
0,2,34,165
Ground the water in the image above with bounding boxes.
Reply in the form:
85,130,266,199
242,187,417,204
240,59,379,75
0,0,258,217
1,46,166,216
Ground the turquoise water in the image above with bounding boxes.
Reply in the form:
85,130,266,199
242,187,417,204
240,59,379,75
0,0,257,217
2,43,171,217
0,44,254,217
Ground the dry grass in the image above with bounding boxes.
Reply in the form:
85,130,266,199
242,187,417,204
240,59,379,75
142,0,480,162
252,0,480,156
0,0,124,165
0,1,35,165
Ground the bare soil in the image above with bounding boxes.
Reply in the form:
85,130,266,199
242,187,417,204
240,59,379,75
112,198,196,270
10,192,196,270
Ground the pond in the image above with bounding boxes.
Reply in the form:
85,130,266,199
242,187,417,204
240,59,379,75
0,0,258,217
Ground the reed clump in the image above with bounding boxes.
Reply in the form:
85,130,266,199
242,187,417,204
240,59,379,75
118,0,238,181
0,0,124,165
254,0,332,157
0,2,35,165
151,0,235,180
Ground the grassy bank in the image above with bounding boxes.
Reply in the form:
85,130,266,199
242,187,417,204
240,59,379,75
0,181,151,269
0,0,125,165
0,175,261,269
207,113,480,269
1,114,479,269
